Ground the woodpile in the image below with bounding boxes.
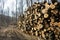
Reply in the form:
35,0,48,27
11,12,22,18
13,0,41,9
18,2,60,40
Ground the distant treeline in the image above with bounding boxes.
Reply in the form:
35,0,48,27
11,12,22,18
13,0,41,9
0,14,17,27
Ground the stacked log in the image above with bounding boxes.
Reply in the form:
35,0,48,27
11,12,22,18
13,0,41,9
18,2,60,40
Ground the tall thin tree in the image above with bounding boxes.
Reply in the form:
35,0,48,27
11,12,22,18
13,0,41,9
7,7,9,26
21,0,23,14
16,0,17,25
1,0,4,26
2,0,4,15
31,0,32,6
26,0,28,7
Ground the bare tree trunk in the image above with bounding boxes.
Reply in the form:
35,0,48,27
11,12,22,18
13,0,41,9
38,0,39,1
31,0,32,6
21,0,23,14
7,8,9,26
2,0,4,26
26,0,31,7
26,0,28,7
16,0,17,25
2,0,4,15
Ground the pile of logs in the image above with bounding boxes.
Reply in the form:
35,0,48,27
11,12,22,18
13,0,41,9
18,1,60,40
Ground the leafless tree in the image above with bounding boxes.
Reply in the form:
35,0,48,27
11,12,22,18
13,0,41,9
16,0,17,24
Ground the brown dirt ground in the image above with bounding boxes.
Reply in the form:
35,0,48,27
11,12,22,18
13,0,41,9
0,26,38,40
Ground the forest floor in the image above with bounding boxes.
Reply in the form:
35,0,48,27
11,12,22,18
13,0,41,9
0,25,38,40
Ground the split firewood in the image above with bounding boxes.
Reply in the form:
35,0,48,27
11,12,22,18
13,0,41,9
18,2,60,40
44,13,49,18
50,3,55,9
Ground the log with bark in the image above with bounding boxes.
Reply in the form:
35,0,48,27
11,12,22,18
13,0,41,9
18,1,60,40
